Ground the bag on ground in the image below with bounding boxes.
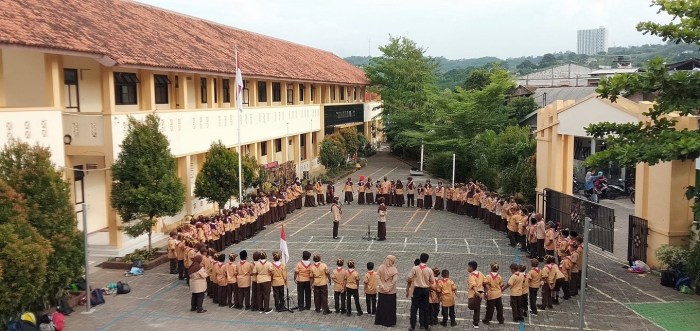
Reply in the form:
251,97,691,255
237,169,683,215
660,269,677,287
116,281,131,294
90,288,106,306
675,275,691,290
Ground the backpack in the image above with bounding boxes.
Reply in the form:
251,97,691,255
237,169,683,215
675,275,691,290
57,296,73,316
116,281,131,295
6,321,21,331
90,288,106,306
132,260,144,269
660,269,678,287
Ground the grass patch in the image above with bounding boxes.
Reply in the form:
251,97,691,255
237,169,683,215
627,301,700,331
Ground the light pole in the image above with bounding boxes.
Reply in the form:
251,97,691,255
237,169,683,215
81,203,93,313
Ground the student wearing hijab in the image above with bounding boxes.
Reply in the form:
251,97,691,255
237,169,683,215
375,255,398,327
189,255,209,313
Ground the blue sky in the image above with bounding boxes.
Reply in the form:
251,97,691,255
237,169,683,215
137,0,670,59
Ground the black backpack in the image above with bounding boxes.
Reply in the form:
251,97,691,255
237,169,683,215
116,281,131,295
57,296,73,316
90,289,105,306
660,269,678,287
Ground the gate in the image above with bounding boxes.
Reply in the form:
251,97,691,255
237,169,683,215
544,189,616,253
628,215,649,263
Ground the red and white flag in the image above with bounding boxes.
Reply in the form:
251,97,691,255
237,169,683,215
235,49,244,112
280,225,289,264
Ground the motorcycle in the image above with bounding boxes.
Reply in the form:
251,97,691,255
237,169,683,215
573,176,584,194
597,176,632,201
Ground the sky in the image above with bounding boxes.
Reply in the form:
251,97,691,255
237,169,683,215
136,0,670,60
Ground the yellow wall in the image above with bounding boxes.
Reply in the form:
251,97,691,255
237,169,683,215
61,55,103,112
2,48,48,107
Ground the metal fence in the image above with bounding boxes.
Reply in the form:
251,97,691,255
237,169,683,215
628,215,649,263
544,189,616,253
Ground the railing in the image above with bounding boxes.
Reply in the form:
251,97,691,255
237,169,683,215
544,189,615,252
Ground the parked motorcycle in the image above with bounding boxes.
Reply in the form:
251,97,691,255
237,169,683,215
597,176,633,201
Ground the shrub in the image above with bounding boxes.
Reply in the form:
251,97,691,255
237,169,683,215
656,245,690,270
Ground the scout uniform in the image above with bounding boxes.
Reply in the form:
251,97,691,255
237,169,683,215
545,227,556,256
506,271,525,322
326,183,335,205
434,184,444,211
559,256,572,300
364,269,379,315
394,181,405,207
424,182,433,209
311,259,331,313
314,181,326,205
406,179,416,207
365,180,374,204
527,265,541,314
416,185,425,209
428,272,440,326
467,270,485,327
377,202,387,240
331,201,342,239
357,180,366,205
167,234,178,274
236,258,253,309
332,264,347,313
271,257,288,311
175,237,186,280
253,256,274,312
438,277,457,326
214,258,228,307
224,256,238,308
345,266,363,315
295,260,313,310
344,178,354,204
304,182,316,207
483,271,505,324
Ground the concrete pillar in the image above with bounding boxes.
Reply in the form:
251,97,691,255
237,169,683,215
207,77,215,108
637,114,698,268
0,49,5,107
101,67,116,113
266,81,273,106
266,139,274,163
304,83,311,105
176,74,188,109
194,74,202,108
281,81,289,106
216,78,224,108
169,73,177,109
293,82,300,105
139,70,155,111
305,132,313,160
293,135,301,164
249,79,257,107
590,138,596,156
45,54,62,108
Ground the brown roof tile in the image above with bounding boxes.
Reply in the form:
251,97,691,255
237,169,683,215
0,0,368,85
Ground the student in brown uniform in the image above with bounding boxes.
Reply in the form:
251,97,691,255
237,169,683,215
294,251,313,311
344,260,363,316
365,178,374,204
167,231,178,274
381,177,390,203
364,262,379,316
377,198,388,241
482,263,504,325
559,251,572,301
214,254,228,307
388,180,395,206
176,234,186,280
332,258,348,314
395,180,405,207
526,258,541,315
311,253,332,314
224,253,238,308
406,177,416,208
544,222,556,257
429,267,441,326
251,251,260,311
344,177,354,204
315,180,326,206
501,263,524,322
417,184,425,209
304,181,317,207
407,253,435,331
357,178,366,205
467,261,485,329
571,237,583,296
236,250,253,310
518,264,529,318
438,269,458,327
424,180,433,209
331,197,342,239
375,255,398,327
271,251,288,311
189,255,208,313
434,182,445,211
326,182,335,205
254,251,274,313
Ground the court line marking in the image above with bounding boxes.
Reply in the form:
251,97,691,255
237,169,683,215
394,313,607,331
492,238,502,255
291,211,330,236
403,237,408,251
341,210,362,225
588,265,666,303
589,285,665,331
413,209,432,232
366,240,374,251
434,238,438,252
464,239,471,254
334,236,344,249
401,209,422,230
302,236,314,250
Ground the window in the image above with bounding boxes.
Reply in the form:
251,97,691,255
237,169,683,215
243,80,250,105
258,81,267,103
275,138,282,152
331,85,336,101
200,78,207,103
114,72,139,105
272,82,281,102
213,78,218,103
64,68,80,110
340,86,345,101
154,74,170,104
261,141,268,156
310,84,315,101
299,84,305,102
222,79,231,103
353,87,357,101
287,84,294,104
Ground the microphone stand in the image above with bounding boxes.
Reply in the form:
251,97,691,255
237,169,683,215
280,285,296,313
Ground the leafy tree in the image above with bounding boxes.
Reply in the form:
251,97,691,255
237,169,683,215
586,0,700,227
0,180,51,322
242,154,262,189
0,140,83,308
539,53,558,68
339,128,361,156
319,137,346,169
111,115,185,253
195,141,238,209
516,60,536,75
365,36,438,156
506,96,539,121
463,68,492,91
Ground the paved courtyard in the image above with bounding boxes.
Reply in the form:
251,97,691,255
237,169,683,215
69,152,698,331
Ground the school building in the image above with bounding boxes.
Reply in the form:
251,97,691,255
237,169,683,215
0,0,382,256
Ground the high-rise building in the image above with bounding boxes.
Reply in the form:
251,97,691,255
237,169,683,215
577,27,608,55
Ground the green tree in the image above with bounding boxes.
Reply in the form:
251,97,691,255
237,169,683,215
506,96,539,121
319,137,346,169
463,68,492,91
242,154,261,189
111,114,185,253
0,180,51,322
539,53,558,68
516,60,536,75
0,140,83,308
365,36,438,155
195,141,238,209
587,0,700,226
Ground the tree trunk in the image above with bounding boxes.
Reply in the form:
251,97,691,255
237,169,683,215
148,216,153,255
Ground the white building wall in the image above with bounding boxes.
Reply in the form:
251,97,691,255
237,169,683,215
0,109,65,167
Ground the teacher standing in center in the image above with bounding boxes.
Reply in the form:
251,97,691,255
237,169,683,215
375,255,398,327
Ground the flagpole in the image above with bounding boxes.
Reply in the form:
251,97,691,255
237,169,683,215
236,48,243,205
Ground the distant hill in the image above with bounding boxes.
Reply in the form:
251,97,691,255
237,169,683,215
344,42,700,90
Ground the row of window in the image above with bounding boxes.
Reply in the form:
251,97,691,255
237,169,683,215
99,71,359,106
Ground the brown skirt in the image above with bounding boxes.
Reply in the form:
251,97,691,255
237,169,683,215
377,221,387,239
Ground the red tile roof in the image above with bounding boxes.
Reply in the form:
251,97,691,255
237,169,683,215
0,0,368,85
